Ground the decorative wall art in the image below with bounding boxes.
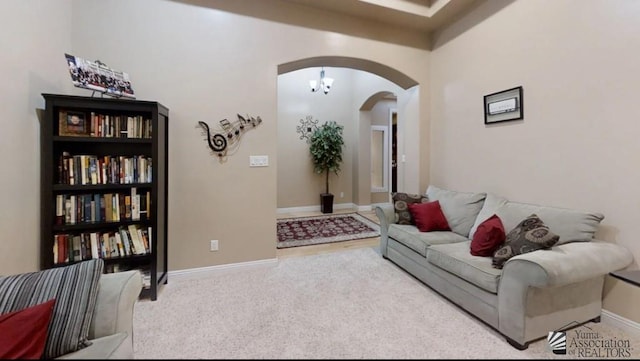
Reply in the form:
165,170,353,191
296,115,319,143
65,53,135,99
483,86,523,124
198,114,263,162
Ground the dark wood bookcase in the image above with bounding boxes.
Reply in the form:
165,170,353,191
40,93,168,300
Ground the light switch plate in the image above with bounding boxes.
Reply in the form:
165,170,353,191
249,155,269,167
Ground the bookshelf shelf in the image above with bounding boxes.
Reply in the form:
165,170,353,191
53,183,153,192
50,253,152,268
52,219,153,232
41,93,169,301
53,136,153,144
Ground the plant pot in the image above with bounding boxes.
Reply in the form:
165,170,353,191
320,193,334,214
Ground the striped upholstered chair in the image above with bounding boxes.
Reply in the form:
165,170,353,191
0,259,142,359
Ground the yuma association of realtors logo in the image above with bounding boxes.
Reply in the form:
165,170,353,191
547,323,634,358
548,331,567,355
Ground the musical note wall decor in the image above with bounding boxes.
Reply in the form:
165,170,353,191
198,114,263,161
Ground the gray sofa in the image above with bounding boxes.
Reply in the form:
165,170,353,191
375,185,633,350
58,270,142,359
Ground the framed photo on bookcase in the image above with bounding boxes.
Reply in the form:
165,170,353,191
58,110,88,136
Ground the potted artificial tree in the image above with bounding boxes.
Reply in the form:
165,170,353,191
309,120,345,213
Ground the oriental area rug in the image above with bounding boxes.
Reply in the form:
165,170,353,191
277,213,380,248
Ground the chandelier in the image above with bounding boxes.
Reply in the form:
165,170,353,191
309,67,334,95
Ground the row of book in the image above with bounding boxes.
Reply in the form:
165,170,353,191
59,111,153,139
53,225,152,265
55,188,150,225
58,153,152,186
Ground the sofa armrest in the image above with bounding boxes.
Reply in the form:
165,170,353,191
503,240,633,287
497,240,632,345
90,270,143,340
374,203,395,230
375,204,395,257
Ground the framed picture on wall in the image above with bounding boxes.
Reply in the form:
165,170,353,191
484,86,523,124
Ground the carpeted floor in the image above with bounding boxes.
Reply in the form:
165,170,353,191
276,213,380,248
133,247,640,359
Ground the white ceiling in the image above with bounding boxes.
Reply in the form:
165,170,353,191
281,0,479,33
174,0,484,49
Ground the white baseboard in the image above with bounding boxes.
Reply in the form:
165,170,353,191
371,202,390,209
169,258,278,282
277,203,356,214
277,203,383,214
602,309,640,339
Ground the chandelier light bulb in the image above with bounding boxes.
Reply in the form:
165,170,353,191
323,77,334,94
309,67,333,94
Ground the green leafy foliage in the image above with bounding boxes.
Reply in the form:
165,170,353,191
309,121,345,194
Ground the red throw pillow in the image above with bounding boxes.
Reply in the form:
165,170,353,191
0,299,56,360
470,214,506,256
408,200,451,232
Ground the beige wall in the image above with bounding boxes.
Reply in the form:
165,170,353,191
0,0,429,274
0,0,74,274
430,0,640,320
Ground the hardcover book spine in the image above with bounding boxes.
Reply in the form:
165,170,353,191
56,195,64,225
89,232,99,259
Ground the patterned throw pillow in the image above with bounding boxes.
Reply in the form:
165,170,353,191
392,192,429,225
492,214,559,269
0,259,104,359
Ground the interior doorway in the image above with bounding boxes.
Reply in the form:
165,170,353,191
390,109,397,196
277,56,421,212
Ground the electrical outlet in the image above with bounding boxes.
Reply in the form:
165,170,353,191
210,240,219,251
340,192,344,198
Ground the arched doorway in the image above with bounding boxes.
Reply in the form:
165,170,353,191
276,56,421,213
278,56,418,89
360,91,397,208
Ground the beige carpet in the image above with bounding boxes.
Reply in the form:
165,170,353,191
133,247,640,359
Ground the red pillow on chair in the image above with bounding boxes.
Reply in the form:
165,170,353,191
470,214,506,256
408,200,451,232
0,299,56,360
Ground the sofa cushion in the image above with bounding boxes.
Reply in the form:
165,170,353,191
470,193,603,245
492,214,560,269
470,214,506,257
391,192,429,225
0,299,56,359
426,185,486,238
0,259,104,359
389,224,468,257
408,201,451,232
427,241,502,294
468,193,509,240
